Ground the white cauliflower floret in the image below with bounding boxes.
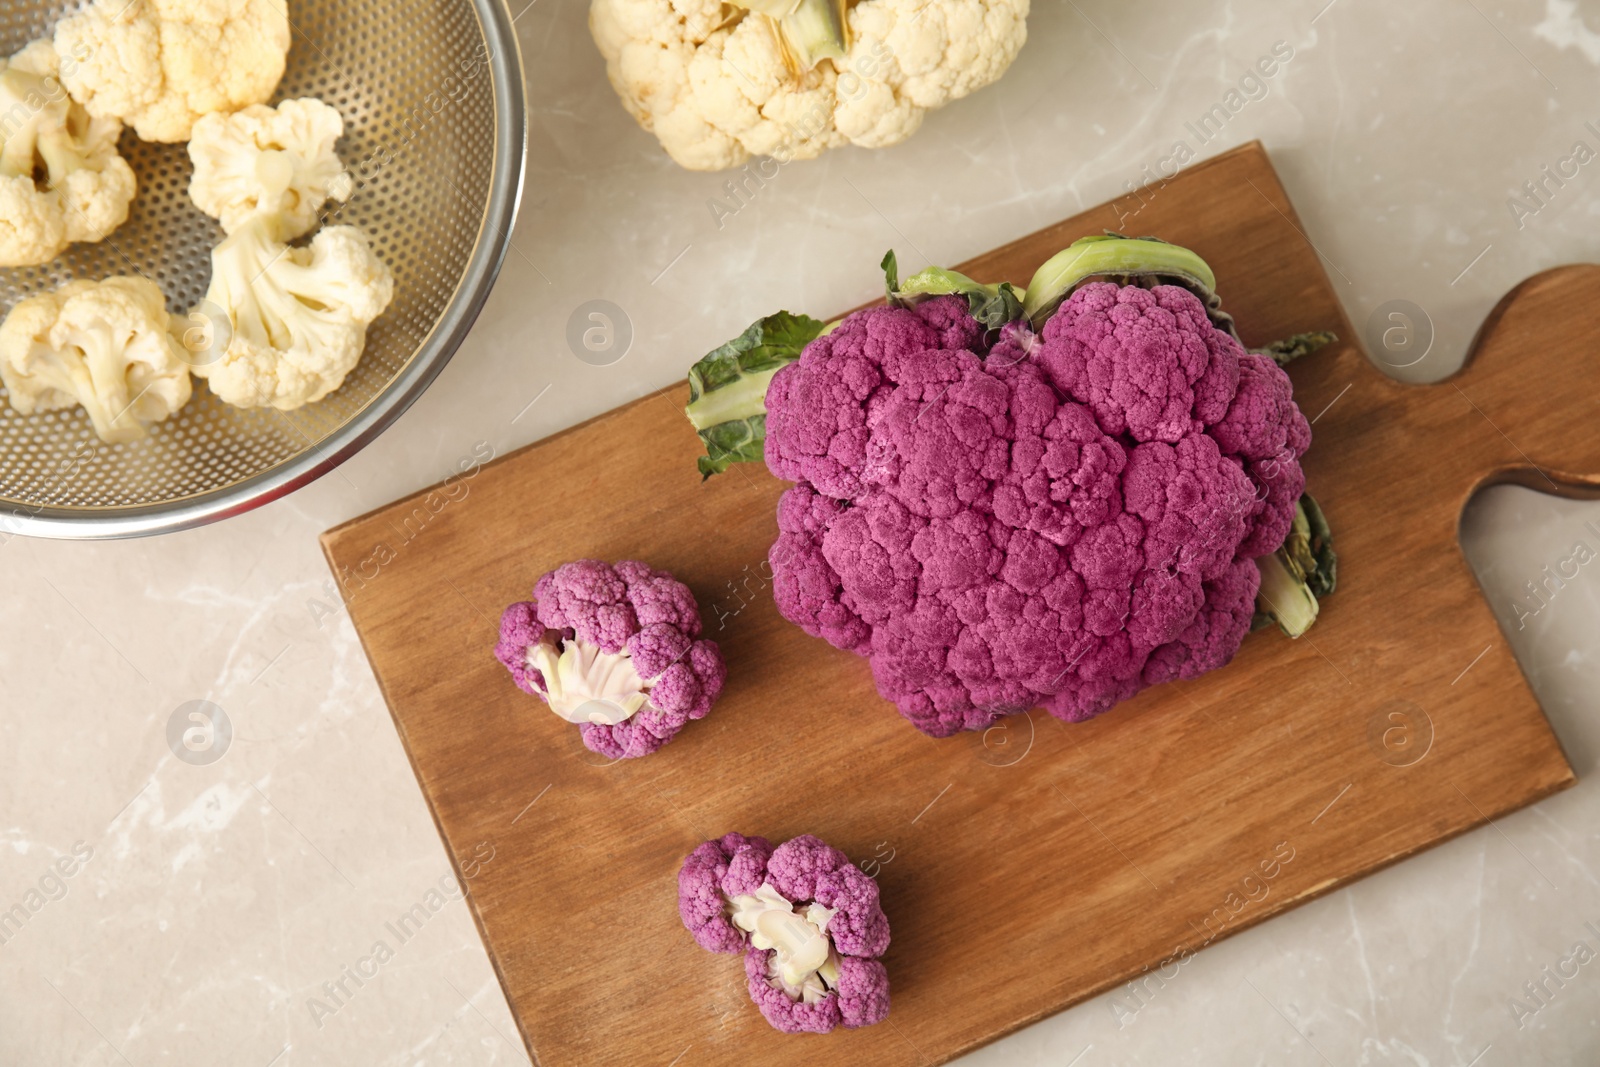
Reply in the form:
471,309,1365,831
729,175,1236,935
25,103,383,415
55,0,290,144
0,40,137,267
189,98,355,238
0,277,193,444
588,0,1030,170
187,212,395,410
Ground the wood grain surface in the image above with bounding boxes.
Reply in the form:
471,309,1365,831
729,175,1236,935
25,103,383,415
321,142,1577,1066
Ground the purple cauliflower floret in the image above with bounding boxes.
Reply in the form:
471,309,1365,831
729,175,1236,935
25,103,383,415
770,486,872,653
1038,281,1246,441
494,560,727,759
1214,353,1312,557
761,835,892,958
765,287,1309,736
765,301,989,500
1142,559,1261,686
678,832,775,953
742,950,894,1033
677,833,891,1034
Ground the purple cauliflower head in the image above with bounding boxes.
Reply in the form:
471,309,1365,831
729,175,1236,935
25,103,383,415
765,284,1308,736
677,833,891,1034
494,560,727,759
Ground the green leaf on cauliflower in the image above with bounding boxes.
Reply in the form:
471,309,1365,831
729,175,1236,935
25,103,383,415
882,250,1026,330
881,249,901,297
686,310,827,478
1297,493,1338,598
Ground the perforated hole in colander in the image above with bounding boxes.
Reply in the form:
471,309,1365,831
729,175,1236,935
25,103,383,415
0,0,522,530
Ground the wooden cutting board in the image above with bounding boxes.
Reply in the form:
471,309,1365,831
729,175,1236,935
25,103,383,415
321,142,1578,1066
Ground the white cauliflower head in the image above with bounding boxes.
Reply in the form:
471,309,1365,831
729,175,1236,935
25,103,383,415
54,0,291,144
0,276,193,444
185,213,396,410
588,0,1030,170
0,40,137,267
189,98,355,238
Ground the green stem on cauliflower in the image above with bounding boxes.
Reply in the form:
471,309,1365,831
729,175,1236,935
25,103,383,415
1254,551,1318,638
731,0,850,77
1020,236,1343,364
685,310,828,478
1022,234,1224,329
882,251,1026,330
1258,331,1338,367
1295,493,1338,597
1252,494,1337,637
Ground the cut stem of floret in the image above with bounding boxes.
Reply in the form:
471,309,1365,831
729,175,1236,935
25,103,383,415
0,66,59,180
525,631,651,725
255,150,295,204
1255,551,1318,637
188,99,356,238
730,883,842,1002
1253,496,1334,638
733,0,850,77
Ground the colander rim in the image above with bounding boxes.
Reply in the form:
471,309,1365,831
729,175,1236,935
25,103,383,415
0,0,529,541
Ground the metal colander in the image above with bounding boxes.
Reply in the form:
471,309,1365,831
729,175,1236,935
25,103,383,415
0,0,526,537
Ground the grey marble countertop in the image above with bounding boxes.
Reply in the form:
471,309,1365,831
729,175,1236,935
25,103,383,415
5,0,1600,1063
